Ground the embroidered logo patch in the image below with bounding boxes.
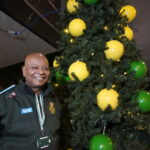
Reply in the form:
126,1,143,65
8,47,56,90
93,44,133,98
49,102,56,114
21,107,33,114
8,91,16,98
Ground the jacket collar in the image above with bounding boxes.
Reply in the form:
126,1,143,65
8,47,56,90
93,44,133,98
18,81,53,97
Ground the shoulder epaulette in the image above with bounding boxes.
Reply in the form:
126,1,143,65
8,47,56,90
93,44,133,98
0,85,16,95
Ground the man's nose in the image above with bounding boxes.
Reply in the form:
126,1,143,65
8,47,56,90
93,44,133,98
38,68,45,74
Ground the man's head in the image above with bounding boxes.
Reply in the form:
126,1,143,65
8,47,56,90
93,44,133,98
22,53,50,93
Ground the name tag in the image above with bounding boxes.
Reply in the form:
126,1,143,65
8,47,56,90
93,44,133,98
37,136,51,149
21,107,33,114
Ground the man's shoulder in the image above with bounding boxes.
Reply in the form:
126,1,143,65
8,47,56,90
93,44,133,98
0,85,16,96
0,85,17,99
0,81,26,96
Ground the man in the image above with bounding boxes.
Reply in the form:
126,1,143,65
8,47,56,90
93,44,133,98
0,53,60,150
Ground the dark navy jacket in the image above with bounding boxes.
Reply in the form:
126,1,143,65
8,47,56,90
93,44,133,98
0,81,60,150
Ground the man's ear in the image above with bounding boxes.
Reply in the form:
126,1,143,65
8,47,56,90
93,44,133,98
22,66,26,77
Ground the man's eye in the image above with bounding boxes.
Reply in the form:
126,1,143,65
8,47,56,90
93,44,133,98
32,66,38,69
43,67,49,71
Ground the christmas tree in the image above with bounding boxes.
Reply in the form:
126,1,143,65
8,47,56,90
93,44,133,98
52,0,150,149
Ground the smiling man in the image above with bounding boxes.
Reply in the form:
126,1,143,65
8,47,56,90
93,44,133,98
22,53,50,94
0,53,61,150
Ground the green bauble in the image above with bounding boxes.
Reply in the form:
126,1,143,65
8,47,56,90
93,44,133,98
65,76,71,81
129,61,147,78
137,91,150,112
55,71,65,84
83,0,99,5
89,134,113,150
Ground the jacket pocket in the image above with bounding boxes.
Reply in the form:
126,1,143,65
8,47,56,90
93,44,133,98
6,109,38,136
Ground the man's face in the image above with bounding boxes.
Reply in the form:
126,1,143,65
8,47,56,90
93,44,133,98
22,55,50,89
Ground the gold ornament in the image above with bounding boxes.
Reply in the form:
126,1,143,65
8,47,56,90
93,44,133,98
135,125,147,131
68,60,89,81
105,40,124,61
120,5,136,23
68,18,86,37
97,88,119,111
67,0,79,13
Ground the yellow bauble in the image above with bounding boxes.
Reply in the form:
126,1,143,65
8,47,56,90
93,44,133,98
121,26,134,40
67,0,79,13
68,61,89,81
53,59,59,68
105,40,124,61
120,5,136,23
97,89,119,111
53,56,64,67
68,18,86,37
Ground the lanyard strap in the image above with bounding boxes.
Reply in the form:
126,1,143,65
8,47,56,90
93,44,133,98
35,94,45,131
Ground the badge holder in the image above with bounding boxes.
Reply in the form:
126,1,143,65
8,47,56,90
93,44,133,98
37,136,51,149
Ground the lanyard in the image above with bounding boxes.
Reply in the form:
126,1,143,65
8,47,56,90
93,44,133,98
35,94,45,132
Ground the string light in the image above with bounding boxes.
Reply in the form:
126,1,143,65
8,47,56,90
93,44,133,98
104,26,109,31
100,74,104,77
112,84,116,88
70,38,75,43
64,28,69,34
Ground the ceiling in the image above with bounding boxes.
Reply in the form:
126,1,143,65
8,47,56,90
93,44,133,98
0,0,63,69
0,11,58,68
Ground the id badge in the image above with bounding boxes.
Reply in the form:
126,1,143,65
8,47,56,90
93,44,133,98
37,136,51,149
